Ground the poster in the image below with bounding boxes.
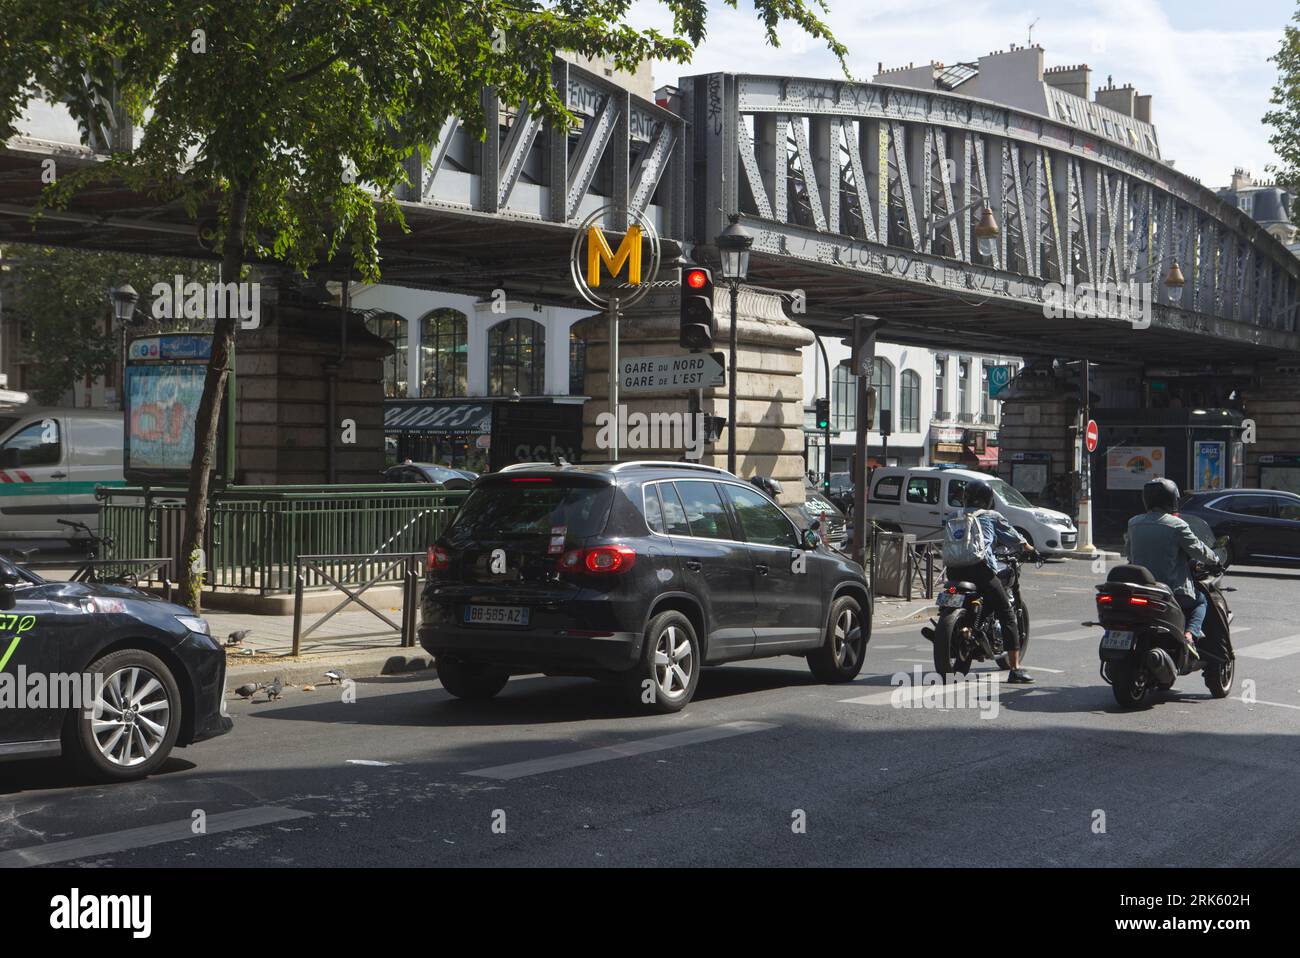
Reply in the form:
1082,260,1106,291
1106,446,1165,490
1193,441,1225,492
126,365,206,471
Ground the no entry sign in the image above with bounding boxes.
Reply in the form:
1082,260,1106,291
1085,419,1099,453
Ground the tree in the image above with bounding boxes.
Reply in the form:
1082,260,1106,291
1,0,847,611
1266,3,1300,213
2,246,215,405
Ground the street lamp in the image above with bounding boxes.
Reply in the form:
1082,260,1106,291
109,284,140,411
1126,260,1186,299
716,215,752,475
924,201,999,258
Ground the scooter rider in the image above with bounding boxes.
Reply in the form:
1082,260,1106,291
949,481,1038,684
1126,478,1220,662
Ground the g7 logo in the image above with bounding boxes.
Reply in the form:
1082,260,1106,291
0,615,37,673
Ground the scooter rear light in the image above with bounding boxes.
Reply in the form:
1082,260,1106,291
1097,594,1113,604
1129,596,1149,606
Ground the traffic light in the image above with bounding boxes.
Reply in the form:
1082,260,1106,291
679,266,714,349
703,415,726,444
814,398,830,430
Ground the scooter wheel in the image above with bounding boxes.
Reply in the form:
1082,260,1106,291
1203,658,1234,699
1110,661,1150,709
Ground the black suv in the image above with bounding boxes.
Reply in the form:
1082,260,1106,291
419,461,872,712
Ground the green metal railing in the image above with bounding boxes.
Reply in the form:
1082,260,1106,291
98,484,467,595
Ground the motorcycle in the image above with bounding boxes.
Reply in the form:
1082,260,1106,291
1090,519,1235,709
924,549,1043,676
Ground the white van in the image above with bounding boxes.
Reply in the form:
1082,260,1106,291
0,408,125,540
866,466,1078,555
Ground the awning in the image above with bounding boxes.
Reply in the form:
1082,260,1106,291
384,400,493,434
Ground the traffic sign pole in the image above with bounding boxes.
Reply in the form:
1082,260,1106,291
1077,362,1095,552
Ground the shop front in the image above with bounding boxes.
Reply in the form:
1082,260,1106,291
384,399,493,472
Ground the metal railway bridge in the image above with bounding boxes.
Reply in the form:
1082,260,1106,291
4,58,1300,366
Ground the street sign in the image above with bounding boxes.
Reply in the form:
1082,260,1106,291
1085,419,1099,453
618,352,725,393
988,365,1013,398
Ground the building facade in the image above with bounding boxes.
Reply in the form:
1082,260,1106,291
801,335,1021,480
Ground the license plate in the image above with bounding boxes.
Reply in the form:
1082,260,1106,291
1101,629,1134,650
938,592,966,609
463,605,530,626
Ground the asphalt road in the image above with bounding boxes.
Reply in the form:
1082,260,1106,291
3,557,1299,868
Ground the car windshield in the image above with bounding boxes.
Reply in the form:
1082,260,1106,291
989,479,1032,508
444,478,613,548
0,555,44,586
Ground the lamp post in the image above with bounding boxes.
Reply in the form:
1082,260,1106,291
716,215,752,475
109,284,139,411
924,201,1000,258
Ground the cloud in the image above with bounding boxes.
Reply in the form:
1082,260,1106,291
630,0,1285,186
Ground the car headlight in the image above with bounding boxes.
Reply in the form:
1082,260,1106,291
174,614,212,636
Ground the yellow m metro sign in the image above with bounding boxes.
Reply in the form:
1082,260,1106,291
586,224,642,288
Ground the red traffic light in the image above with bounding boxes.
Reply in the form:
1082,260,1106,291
685,269,709,289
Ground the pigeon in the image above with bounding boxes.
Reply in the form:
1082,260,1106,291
324,668,345,685
225,629,251,647
233,683,262,700
263,677,284,702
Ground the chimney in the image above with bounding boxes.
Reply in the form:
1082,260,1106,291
1095,78,1138,118
1044,63,1092,100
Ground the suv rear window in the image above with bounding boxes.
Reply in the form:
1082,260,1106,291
444,478,612,547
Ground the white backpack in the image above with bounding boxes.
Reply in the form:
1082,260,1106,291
942,511,989,568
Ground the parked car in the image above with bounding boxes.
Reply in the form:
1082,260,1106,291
419,460,873,712
787,489,849,548
1178,488,1300,567
0,408,124,540
866,466,1077,555
0,555,231,781
382,462,478,489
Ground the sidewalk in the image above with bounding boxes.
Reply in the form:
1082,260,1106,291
207,604,434,687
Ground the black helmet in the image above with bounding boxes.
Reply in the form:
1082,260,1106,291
749,475,782,498
1142,477,1180,512
963,481,995,510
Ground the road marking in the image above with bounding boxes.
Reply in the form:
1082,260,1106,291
464,721,778,781
1238,634,1300,660
871,623,929,635
347,759,399,766
1035,628,1097,642
841,679,1014,707
1030,619,1077,629
0,805,312,868
1023,665,1065,673
873,644,909,649
1240,698,1300,712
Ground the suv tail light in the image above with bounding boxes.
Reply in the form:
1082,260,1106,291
428,545,450,573
559,544,637,575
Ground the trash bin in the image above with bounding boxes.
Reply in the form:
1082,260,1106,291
872,531,915,598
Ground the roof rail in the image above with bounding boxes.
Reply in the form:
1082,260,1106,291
498,461,564,472
608,460,733,475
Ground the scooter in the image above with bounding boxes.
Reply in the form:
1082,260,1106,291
1090,548,1235,709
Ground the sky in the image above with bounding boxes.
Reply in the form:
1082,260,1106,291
631,0,1295,188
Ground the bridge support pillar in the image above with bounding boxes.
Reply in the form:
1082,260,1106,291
576,287,813,502
1242,363,1300,487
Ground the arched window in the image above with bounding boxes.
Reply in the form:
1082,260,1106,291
871,357,894,431
568,326,588,395
831,364,856,432
420,309,468,398
365,312,408,398
489,318,545,396
900,369,921,432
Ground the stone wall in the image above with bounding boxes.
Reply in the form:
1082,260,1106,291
233,303,391,485
1241,365,1300,487
575,287,812,503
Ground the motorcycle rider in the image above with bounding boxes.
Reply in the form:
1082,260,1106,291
1126,477,1220,662
948,480,1038,684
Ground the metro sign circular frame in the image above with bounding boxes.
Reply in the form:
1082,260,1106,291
568,205,661,309
1085,419,1099,453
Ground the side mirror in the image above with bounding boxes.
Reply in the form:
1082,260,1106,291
0,584,15,612
802,528,822,550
